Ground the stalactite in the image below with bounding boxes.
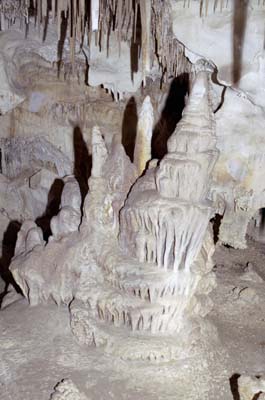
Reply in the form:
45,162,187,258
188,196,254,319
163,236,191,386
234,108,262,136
140,0,151,85
1,0,258,82
91,0,99,31
42,0,47,21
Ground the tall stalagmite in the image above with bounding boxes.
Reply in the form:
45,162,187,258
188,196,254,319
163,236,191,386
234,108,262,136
133,95,154,176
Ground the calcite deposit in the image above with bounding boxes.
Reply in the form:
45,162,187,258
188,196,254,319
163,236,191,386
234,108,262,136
7,71,217,361
1,2,265,400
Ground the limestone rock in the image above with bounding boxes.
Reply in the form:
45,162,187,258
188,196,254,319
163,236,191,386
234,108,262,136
0,137,72,179
0,276,5,294
10,230,91,306
50,176,81,240
15,220,45,257
50,379,89,400
9,177,83,306
239,287,259,304
240,263,264,283
91,126,108,179
0,284,23,309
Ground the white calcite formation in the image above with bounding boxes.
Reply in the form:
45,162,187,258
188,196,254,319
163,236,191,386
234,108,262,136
133,95,154,176
90,126,108,179
50,176,82,240
118,71,217,332
238,375,265,400
9,140,137,308
8,70,218,361
69,71,218,360
84,129,137,232
9,176,82,306
167,1,265,249
0,136,72,247
121,71,217,269
15,220,45,257
211,84,265,249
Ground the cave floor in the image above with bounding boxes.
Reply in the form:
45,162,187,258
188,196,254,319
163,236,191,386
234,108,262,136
1,240,265,400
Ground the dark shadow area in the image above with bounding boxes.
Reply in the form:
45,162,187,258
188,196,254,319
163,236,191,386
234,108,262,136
214,86,227,114
73,126,91,207
36,178,64,241
82,48,90,86
130,2,142,81
233,0,249,84
253,393,263,400
152,73,190,160
212,66,227,113
259,208,265,232
57,10,68,78
122,96,138,162
0,221,22,306
210,213,223,244
229,373,241,400
42,0,51,42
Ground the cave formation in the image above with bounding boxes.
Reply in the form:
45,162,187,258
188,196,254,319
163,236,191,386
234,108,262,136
1,1,265,399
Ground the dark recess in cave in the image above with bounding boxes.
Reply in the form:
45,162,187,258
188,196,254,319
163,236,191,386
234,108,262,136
210,213,223,244
73,125,92,208
259,208,265,232
0,220,22,306
229,373,240,400
130,2,142,81
35,178,64,241
152,72,189,160
122,96,138,163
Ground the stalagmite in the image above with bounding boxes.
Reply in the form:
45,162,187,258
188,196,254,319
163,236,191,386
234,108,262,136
122,71,218,273
50,175,82,240
91,126,108,178
133,96,154,176
67,69,218,360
